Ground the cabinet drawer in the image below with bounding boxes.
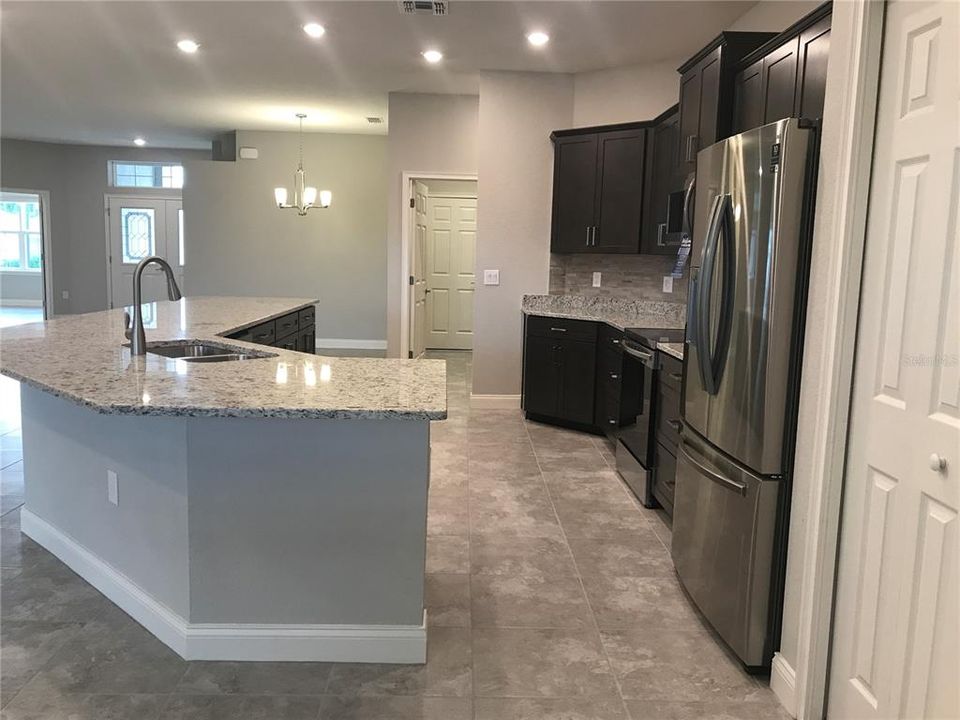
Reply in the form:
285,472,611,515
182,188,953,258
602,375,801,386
657,380,682,451
247,320,276,346
275,332,298,351
658,353,684,394
654,441,677,517
299,305,316,329
527,315,598,342
598,324,624,354
275,311,299,339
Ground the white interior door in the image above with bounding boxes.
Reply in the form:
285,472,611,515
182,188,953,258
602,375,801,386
828,2,959,718
411,181,428,359
107,196,182,308
425,195,476,350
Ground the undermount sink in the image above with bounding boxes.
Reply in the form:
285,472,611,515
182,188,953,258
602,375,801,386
146,341,274,363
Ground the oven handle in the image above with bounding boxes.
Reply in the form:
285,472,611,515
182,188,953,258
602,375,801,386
678,441,747,496
622,341,654,365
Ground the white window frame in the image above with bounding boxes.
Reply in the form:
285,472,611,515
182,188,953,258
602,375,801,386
108,161,184,189
0,192,44,273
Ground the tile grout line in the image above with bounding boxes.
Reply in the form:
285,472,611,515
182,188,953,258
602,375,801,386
523,421,634,719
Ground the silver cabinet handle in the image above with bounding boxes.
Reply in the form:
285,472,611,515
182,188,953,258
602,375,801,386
685,134,699,163
657,223,667,246
591,226,598,246
678,442,747,496
585,227,591,246
549,327,567,332
610,373,619,380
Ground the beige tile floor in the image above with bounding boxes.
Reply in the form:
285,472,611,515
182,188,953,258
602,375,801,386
0,352,789,719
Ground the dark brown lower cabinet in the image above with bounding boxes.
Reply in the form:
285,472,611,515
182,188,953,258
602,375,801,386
226,308,316,354
523,317,597,429
275,332,298,351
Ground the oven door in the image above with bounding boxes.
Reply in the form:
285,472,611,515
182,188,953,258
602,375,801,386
615,339,656,505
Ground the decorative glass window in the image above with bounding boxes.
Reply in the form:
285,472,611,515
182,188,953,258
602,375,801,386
0,194,42,272
110,162,184,189
120,208,156,264
178,208,185,266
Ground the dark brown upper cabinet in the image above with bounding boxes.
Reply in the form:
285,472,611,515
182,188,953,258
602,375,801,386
550,123,647,254
640,105,685,255
732,3,832,134
676,32,777,178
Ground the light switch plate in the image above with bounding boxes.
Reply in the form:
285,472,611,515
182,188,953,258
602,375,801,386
483,269,500,286
107,470,119,506
61,290,69,300
592,272,602,288
662,276,674,293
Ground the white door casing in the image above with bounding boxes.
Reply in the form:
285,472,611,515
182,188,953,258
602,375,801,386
107,196,183,309
828,2,959,718
425,196,476,350
410,181,428,359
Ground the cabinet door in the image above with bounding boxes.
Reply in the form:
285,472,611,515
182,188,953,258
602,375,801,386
558,339,596,425
276,332,298,351
594,129,645,253
696,48,723,153
523,335,561,418
761,36,800,124
795,14,831,120
298,326,316,354
677,67,703,177
550,134,598,253
641,113,682,255
733,59,764,134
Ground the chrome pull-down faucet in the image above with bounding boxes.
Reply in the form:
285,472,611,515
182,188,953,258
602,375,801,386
129,256,182,356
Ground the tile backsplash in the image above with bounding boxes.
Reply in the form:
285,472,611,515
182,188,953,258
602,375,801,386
549,253,688,303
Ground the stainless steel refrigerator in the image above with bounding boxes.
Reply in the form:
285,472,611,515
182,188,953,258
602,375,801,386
672,118,816,670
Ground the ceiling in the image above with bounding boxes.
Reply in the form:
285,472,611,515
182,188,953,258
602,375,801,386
1,1,757,149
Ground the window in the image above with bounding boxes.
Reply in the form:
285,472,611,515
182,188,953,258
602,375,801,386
120,207,156,264
110,162,184,189
0,194,42,272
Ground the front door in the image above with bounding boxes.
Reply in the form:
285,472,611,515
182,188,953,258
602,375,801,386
828,1,959,717
426,195,476,350
107,196,183,308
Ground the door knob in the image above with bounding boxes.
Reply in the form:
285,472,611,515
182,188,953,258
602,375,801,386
928,453,948,472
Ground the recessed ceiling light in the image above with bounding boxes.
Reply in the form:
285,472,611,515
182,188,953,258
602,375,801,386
133,137,146,146
303,23,325,38
177,39,200,54
527,31,550,47
422,49,443,64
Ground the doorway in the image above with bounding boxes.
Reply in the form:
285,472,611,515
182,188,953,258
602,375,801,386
0,189,53,326
404,176,477,359
106,195,183,308
827,0,958,717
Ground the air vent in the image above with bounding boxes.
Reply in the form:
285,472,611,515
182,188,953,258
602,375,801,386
398,0,447,16
366,117,384,124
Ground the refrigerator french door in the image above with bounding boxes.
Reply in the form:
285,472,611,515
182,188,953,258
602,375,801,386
672,118,815,669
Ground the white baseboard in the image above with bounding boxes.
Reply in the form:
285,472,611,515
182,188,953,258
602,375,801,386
315,338,387,350
0,299,43,308
770,652,798,718
21,509,427,663
470,394,522,409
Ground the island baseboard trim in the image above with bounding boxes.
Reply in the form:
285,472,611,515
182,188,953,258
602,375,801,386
315,337,388,350
21,509,428,663
469,394,521,409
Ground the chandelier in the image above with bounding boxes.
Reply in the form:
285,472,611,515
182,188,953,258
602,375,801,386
274,113,331,215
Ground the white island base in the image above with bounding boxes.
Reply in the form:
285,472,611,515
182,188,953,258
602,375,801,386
19,386,430,663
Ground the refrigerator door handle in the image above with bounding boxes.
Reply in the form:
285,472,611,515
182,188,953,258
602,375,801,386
678,441,748,496
709,195,736,391
682,173,696,237
697,194,725,394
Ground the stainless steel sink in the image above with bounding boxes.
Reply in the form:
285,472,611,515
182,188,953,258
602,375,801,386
145,341,274,363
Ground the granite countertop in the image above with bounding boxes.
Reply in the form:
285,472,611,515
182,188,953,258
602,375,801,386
522,295,687,359
0,297,446,421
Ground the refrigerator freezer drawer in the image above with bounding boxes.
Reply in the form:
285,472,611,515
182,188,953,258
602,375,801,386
671,433,780,668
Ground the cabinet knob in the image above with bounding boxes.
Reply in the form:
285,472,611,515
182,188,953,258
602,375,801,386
929,453,948,472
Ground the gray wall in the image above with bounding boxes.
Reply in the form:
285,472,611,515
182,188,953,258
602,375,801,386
728,0,823,31
474,71,574,396
184,131,388,343
0,272,43,304
0,139,206,315
386,93,479,356
572,59,682,127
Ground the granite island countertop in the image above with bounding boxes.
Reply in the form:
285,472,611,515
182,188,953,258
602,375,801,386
522,294,686,360
0,297,446,421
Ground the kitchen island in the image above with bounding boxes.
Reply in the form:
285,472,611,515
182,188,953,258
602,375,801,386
0,297,446,663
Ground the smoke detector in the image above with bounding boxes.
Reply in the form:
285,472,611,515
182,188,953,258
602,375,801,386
398,0,447,16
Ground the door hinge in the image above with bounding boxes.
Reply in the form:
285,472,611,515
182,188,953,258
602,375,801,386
106,206,111,216
409,197,416,208
409,275,415,286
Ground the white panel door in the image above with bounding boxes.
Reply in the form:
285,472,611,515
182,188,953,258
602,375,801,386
108,196,183,308
425,196,476,350
828,2,959,718
411,181,429,359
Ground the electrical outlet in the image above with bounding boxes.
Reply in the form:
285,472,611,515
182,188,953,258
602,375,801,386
662,276,674,293
483,269,500,286
107,470,119,506
61,290,69,300
592,272,602,288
